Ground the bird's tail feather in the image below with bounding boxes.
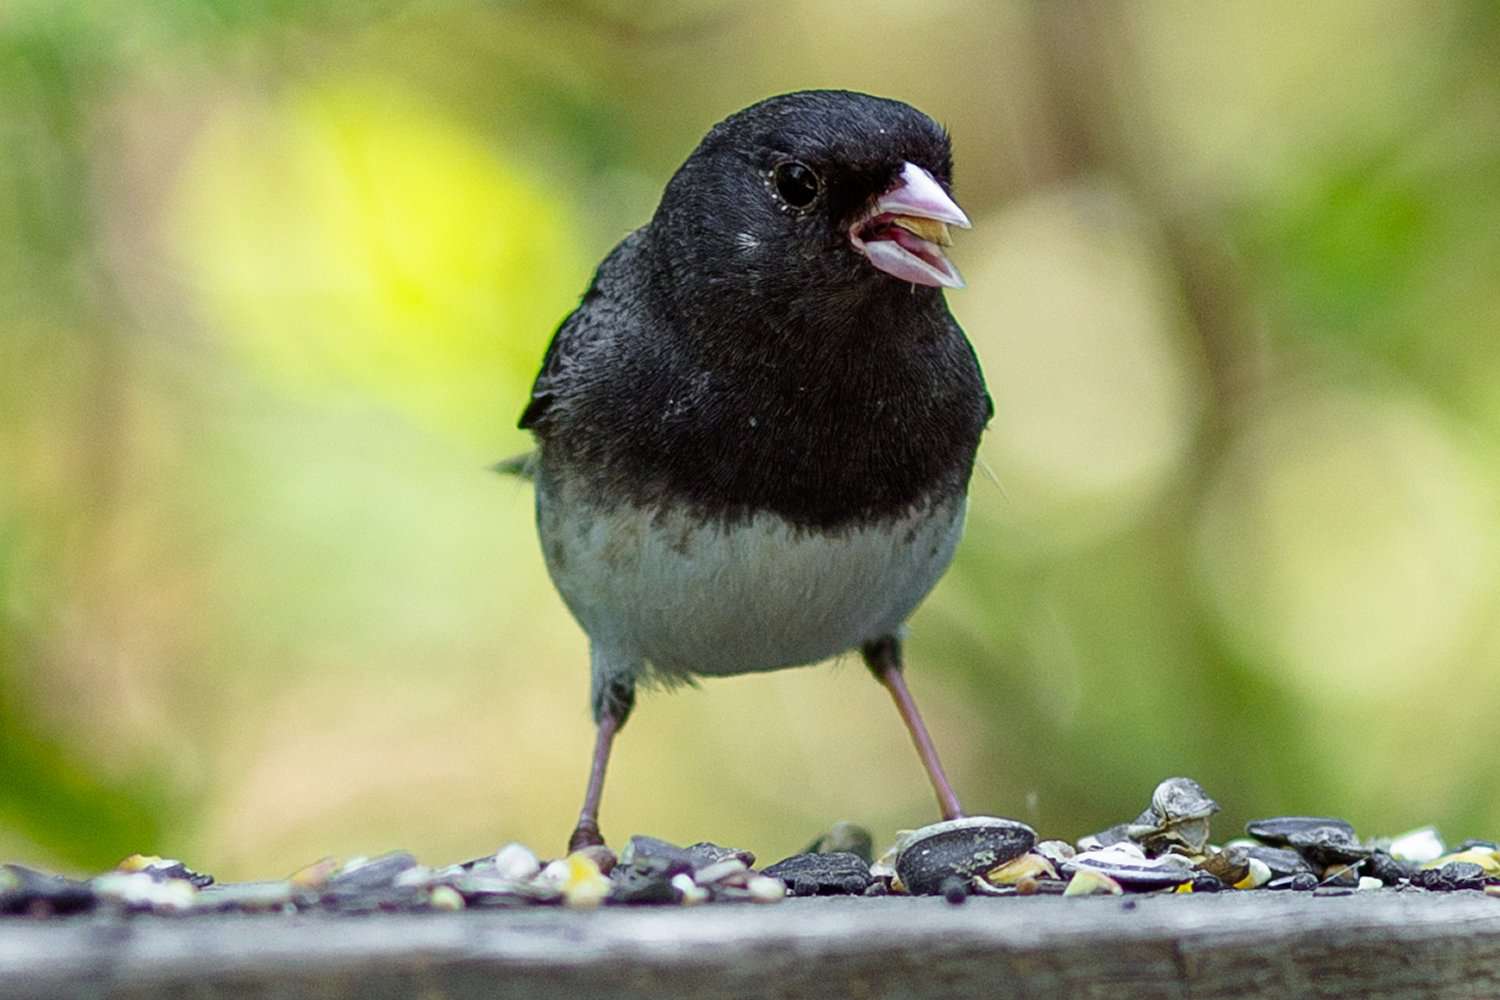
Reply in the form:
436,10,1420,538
491,451,538,479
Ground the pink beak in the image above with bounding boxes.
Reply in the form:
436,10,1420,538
850,162,971,289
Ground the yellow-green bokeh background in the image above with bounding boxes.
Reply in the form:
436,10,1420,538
3,0,1499,878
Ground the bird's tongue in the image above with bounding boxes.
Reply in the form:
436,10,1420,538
862,227,964,288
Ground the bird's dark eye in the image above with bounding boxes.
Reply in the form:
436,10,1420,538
773,161,820,209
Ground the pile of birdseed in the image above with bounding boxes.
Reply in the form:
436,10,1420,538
4,777,1498,919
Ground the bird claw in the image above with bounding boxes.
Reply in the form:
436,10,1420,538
568,819,605,854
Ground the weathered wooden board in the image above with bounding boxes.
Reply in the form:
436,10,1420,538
2,891,1497,1000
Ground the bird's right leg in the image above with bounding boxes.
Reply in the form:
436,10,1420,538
863,634,965,822
568,667,636,853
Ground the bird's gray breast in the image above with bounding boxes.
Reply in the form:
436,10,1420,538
538,484,966,681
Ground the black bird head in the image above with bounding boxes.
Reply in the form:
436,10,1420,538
645,90,969,337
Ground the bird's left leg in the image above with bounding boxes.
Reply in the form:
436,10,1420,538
568,666,636,853
862,634,964,821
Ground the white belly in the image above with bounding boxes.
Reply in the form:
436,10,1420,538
539,490,966,681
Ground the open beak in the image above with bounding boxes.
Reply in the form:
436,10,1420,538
850,161,971,289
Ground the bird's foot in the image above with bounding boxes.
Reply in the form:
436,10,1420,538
567,818,605,854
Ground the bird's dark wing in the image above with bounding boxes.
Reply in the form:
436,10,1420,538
974,351,995,423
518,231,644,432
517,306,584,431
946,311,993,424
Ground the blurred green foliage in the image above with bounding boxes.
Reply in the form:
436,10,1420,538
3,0,1500,876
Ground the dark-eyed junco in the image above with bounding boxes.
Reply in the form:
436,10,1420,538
509,90,990,852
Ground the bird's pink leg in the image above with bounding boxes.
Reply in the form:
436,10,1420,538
864,636,965,821
567,711,620,853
